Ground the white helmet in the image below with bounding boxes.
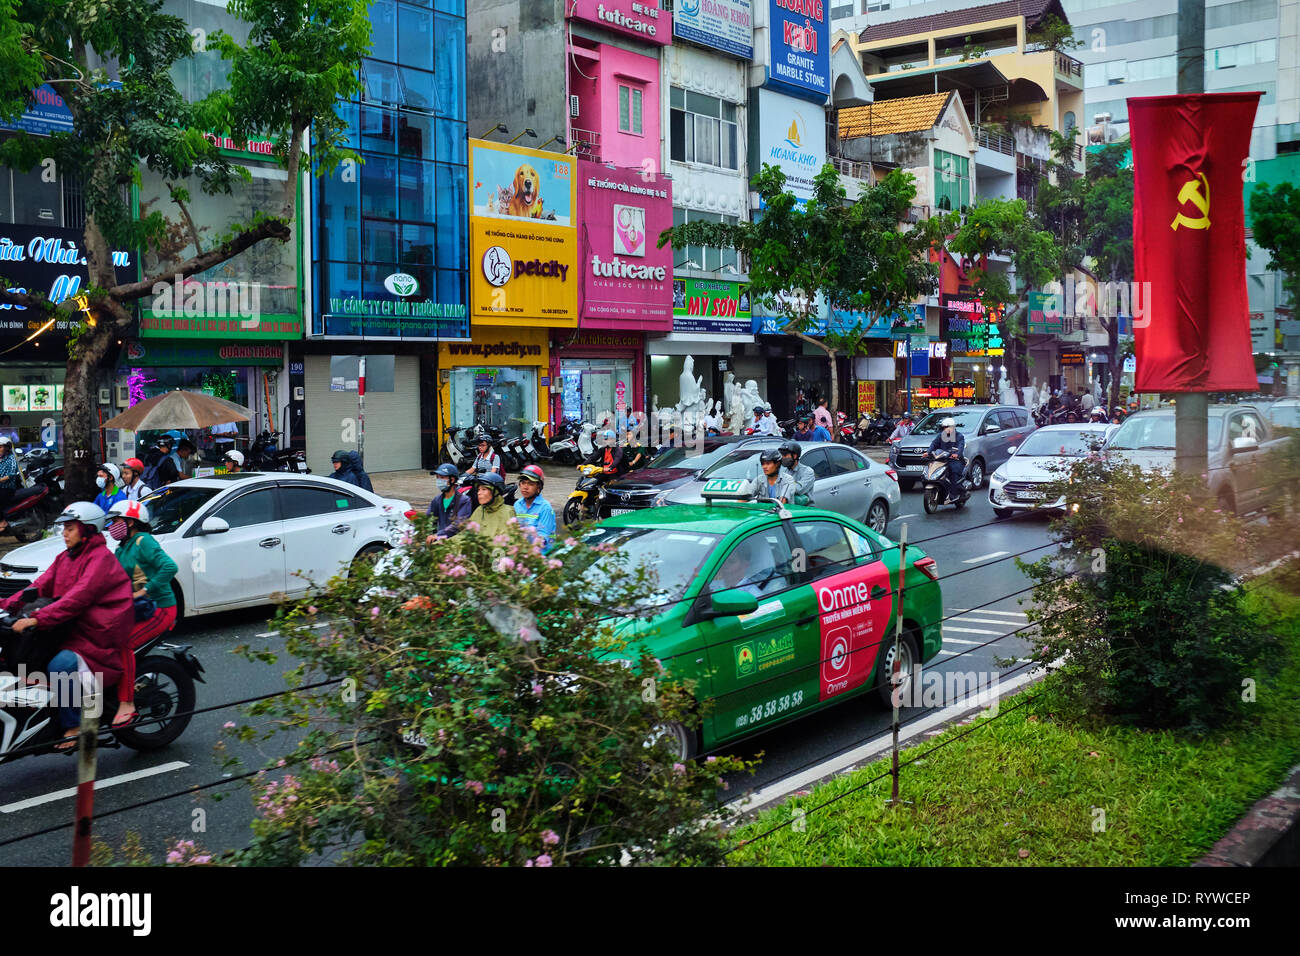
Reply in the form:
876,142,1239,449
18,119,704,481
941,417,957,428
107,499,151,527
0,436,11,447
224,449,245,467
98,461,121,482
53,501,109,532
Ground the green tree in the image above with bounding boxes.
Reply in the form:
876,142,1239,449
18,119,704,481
1249,181,1300,309
659,163,950,416
0,0,370,500
946,197,1060,394
1026,13,1084,54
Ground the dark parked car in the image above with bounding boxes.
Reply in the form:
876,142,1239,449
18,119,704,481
597,436,766,517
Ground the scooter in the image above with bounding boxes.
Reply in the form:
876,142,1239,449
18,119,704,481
441,426,475,469
575,422,597,461
563,463,607,526
248,430,310,473
1,469,55,542
548,420,580,466
836,411,856,443
0,592,204,761
484,425,520,473
920,450,971,514
528,421,555,462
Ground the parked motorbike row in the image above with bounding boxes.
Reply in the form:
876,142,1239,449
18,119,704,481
441,419,603,473
2,447,65,543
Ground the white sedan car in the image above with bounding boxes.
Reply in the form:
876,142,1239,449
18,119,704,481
988,423,1117,517
0,474,411,617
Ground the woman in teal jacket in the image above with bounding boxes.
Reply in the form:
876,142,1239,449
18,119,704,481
105,499,179,726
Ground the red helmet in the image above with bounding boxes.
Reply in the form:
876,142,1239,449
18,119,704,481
123,457,145,473
519,464,545,486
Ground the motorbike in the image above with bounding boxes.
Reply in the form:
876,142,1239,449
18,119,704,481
835,411,856,443
0,592,204,761
527,421,555,462
547,419,581,465
449,466,518,506
575,422,596,461
920,450,971,514
247,430,310,473
862,413,898,445
441,426,476,468
563,463,607,526
1,481,55,543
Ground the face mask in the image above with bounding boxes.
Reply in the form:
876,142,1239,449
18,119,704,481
107,520,129,541
436,478,450,492
96,476,107,489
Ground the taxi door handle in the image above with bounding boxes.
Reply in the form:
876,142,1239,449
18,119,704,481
794,615,816,626
331,524,352,534
259,537,280,549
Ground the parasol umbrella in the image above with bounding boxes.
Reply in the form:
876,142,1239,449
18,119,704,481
101,389,251,431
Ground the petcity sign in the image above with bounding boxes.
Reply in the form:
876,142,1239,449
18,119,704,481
766,0,830,101
578,161,673,330
673,0,753,60
470,140,578,327
756,89,826,204
566,0,672,46
672,278,751,335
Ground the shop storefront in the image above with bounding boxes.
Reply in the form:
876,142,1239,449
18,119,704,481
464,140,577,439
553,331,643,427
438,326,550,441
941,292,1004,401
650,278,753,414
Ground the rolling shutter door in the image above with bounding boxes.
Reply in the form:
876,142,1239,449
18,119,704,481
304,355,421,473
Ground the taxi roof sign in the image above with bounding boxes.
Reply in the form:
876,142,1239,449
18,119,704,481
701,477,755,502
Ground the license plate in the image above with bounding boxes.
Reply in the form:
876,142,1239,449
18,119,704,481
610,508,634,515
903,464,924,472
1016,489,1047,500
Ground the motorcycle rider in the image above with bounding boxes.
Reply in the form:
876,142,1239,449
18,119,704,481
0,502,133,751
0,436,18,532
467,472,514,538
513,464,556,550
119,458,152,502
93,462,128,511
331,449,374,492
465,435,503,479
752,406,782,437
105,500,178,728
585,429,624,477
779,441,816,505
888,416,914,443
428,463,473,538
755,449,795,504
927,416,967,503
791,415,815,442
222,449,246,474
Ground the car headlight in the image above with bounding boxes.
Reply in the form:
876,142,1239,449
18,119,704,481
989,470,1006,485
653,491,670,507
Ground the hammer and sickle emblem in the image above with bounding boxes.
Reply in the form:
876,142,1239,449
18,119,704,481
1170,172,1210,230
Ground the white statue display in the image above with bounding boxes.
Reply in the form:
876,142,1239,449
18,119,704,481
998,366,1018,407
737,379,764,429
1092,379,1103,408
1039,382,1051,408
678,355,704,409
723,371,736,413
727,388,747,434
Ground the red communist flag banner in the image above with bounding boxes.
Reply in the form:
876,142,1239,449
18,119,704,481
1130,93,1261,392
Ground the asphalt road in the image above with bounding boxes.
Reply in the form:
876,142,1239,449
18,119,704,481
0,481,1057,865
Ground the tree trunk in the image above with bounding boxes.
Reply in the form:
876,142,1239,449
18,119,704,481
789,330,839,418
62,319,116,503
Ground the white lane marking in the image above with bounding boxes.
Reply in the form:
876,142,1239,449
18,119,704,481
254,622,330,639
933,649,961,656
0,761,189,813
724,668,1045,816
941,637,991,646
951,608,1027,618
957,617,1029,627
896,513,919,520
944,626,1007,636
961,551,1010,564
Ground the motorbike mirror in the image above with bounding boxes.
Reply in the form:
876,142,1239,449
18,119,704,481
199,516,230,535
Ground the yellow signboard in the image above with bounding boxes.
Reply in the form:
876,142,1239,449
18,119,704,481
469,140,578,328
856,381,875,416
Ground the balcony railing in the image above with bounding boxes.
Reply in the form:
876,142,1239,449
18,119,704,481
974,124,1015,156
830,156,873,180
1055,51,1084,79
568,127,601,163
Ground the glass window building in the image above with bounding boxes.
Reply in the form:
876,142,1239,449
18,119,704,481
311,0,468,340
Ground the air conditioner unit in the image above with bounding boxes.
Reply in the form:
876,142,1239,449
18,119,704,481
570,95,580,118
1092,112,1112,124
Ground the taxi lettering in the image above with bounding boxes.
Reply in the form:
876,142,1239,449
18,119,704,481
818,580,871,613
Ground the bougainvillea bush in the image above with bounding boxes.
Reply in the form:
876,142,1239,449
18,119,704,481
230,517,752,866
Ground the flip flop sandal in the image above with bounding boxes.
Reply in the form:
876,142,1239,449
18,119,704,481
53,732,78,752
111,711,141,729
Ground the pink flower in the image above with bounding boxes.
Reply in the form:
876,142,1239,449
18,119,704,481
465,521,480,532
493,534,509,545
370,606,380,617
306,606,318,615
564,537,578,547
531,682,544,696
534,853,553,867
541,829,560,846
547,559,562,570
166,850,183,864
223,721,236,729
193,854,212,865
464,780,485,795
672,762,686,774
495,557,516,572
705,756,717,764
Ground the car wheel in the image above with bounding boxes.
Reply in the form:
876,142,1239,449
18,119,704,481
646,720,698,762
350,543,388,575
967,459,985,489
873,629,920,708
993,507,1014,519
866,499,889,534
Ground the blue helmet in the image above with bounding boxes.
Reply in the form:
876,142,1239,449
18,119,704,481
602,429,616,441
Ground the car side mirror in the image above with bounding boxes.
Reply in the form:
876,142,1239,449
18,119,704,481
700,588,759,621
199,516,230,535
982,424,1002,435
1231,436,1258,453
1007,445,1018,456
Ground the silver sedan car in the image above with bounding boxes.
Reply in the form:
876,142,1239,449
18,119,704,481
656,440,902,534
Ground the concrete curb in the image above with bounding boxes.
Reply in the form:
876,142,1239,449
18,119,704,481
1196,764,1300,867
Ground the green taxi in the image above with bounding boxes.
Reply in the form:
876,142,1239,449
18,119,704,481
581,480,945,759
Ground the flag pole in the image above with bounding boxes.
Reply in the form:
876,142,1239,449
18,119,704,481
1174,0,1209,478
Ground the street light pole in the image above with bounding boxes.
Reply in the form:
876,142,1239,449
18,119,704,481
1173,0,1209,477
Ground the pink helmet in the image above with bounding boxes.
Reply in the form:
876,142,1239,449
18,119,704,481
519,464,545,486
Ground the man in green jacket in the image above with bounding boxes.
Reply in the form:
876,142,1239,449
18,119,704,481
467,472,515,539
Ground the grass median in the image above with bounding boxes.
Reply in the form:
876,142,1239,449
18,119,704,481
727,574,1300,867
